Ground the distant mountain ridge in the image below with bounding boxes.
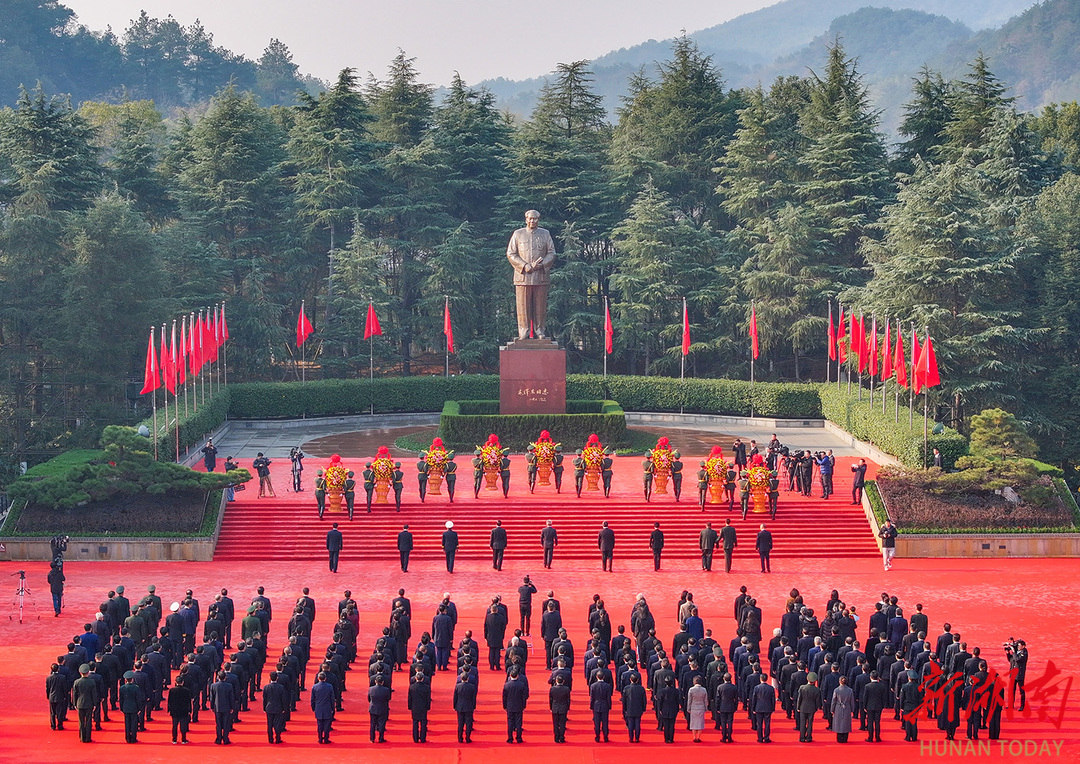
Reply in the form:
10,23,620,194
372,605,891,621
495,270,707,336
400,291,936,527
478,0,1044,134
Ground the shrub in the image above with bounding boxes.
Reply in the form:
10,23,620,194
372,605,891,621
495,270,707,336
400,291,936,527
439,400,628,451
819,385,967,468
6,426,249,510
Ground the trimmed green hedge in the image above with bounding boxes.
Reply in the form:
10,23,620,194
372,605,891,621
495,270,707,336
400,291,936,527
566,375,821,418
439,399,628,451
23,450,103,477
228,376,500,419
819,385,967,469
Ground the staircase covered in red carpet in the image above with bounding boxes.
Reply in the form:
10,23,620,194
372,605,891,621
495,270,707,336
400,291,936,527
214,456,879,562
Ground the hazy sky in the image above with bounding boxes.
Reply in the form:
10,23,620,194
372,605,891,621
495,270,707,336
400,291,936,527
62,0,777,86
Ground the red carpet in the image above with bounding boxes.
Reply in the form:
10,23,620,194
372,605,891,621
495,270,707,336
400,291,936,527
3,553,1078,763
215,456,881,562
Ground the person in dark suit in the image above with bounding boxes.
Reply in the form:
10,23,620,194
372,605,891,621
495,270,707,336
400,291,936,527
755,524,773,573
454,672,477,743
311,671,335,744
716,672,739,743
484,603,508,670
598,521,616,572
442,521,459,573
699,522,719,571
118,671,146,743
167,675,192,743
397,525,413,572
751,672,776,742
900,669,923,741
650,522,665,571
46,663,68,730
797,671,823,742
656,675,681,743
720,518,737,573
518,576,537,635
325,523,343,573
209,670,236,744
262,670,288,743
861,670,889,741
368,673,392,742
733,438,747,469
851,459,868,504
408,672,431,742
490,520,508,571
541,520,558,569
549,673,571,742
622,670,647,742
503,667,529,743
590,675,614,742
201,439,218,472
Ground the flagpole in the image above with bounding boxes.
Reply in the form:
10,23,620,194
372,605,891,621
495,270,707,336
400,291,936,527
750,300,756,419
836,302,842,391
149,326,158,461
680,297,686,415
827,300,832,384
301,300,307,384
216,304,223,393
846,307,852,397
445,295,450,379
222,303,228,389
199,309,206,407
181,316,189,420
869,314,875,408
909,321,915,428
160,323,169,462
882,315,888,416
206,304,214,397
895,319,901,423
603,297,608,382
190,312,198,414
369,334,374,416
923,327,930,466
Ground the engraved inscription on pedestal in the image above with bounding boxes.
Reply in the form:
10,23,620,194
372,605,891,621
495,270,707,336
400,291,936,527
499,339,566,415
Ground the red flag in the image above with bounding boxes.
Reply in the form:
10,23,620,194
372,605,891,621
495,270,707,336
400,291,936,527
604,299,614,355
297,302,314,346
855,315,869,373
213,305,221,355
828,304,836,362
882,319,892,380
139,329,159,395
443,297,455,354
364,302,382,340
916,334,941,390
221,303,229,341
894,325,907,388
868,316,878,377
199,312,209,370
837,306,847,362
681,299,691,356
749,303,759,360
161,328,175,395
205,307,218,357
176,318,187,386
188,313,198,375
911,330,923,394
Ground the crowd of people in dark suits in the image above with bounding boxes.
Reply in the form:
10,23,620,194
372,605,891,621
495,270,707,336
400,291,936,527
44,578,1027,747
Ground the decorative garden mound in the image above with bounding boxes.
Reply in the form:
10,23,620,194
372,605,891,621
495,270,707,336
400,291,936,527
438,399,629,451
9,490,211,535
876,472,1076,532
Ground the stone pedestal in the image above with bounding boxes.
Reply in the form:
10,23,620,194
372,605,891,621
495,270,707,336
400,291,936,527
499,339,566,414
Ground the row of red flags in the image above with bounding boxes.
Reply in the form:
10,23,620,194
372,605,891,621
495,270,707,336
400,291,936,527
296,298,759,362
828,304,941,393
140,305,229,395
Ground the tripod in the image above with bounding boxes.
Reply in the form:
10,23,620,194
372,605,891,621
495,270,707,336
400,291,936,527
9,570,39,623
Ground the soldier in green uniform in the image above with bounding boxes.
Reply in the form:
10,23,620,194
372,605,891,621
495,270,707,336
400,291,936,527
500,454,512,498
344,471,356,519
241,606,262,641
552,446,564,493
642,458,654,502
472,452,484,498
314,470,326,519
417,456,428,502
697,461,709,509
526,444,538,493
72,664,100,743
768,471,780,520
392,462,404,511
672,453,684,501
444,460,457,502
601,454,614,498
362,462,375,512
724,465,737,509
738,474,751,520
573,452,586,498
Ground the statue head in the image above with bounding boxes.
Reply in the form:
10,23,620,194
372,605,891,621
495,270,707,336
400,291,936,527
525,209,540,229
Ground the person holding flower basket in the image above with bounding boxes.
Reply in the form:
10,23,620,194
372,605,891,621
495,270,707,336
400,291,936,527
324,455,349,514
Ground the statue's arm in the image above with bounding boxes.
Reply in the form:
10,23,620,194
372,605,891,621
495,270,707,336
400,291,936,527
506,232,528,271
538,231,557,269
